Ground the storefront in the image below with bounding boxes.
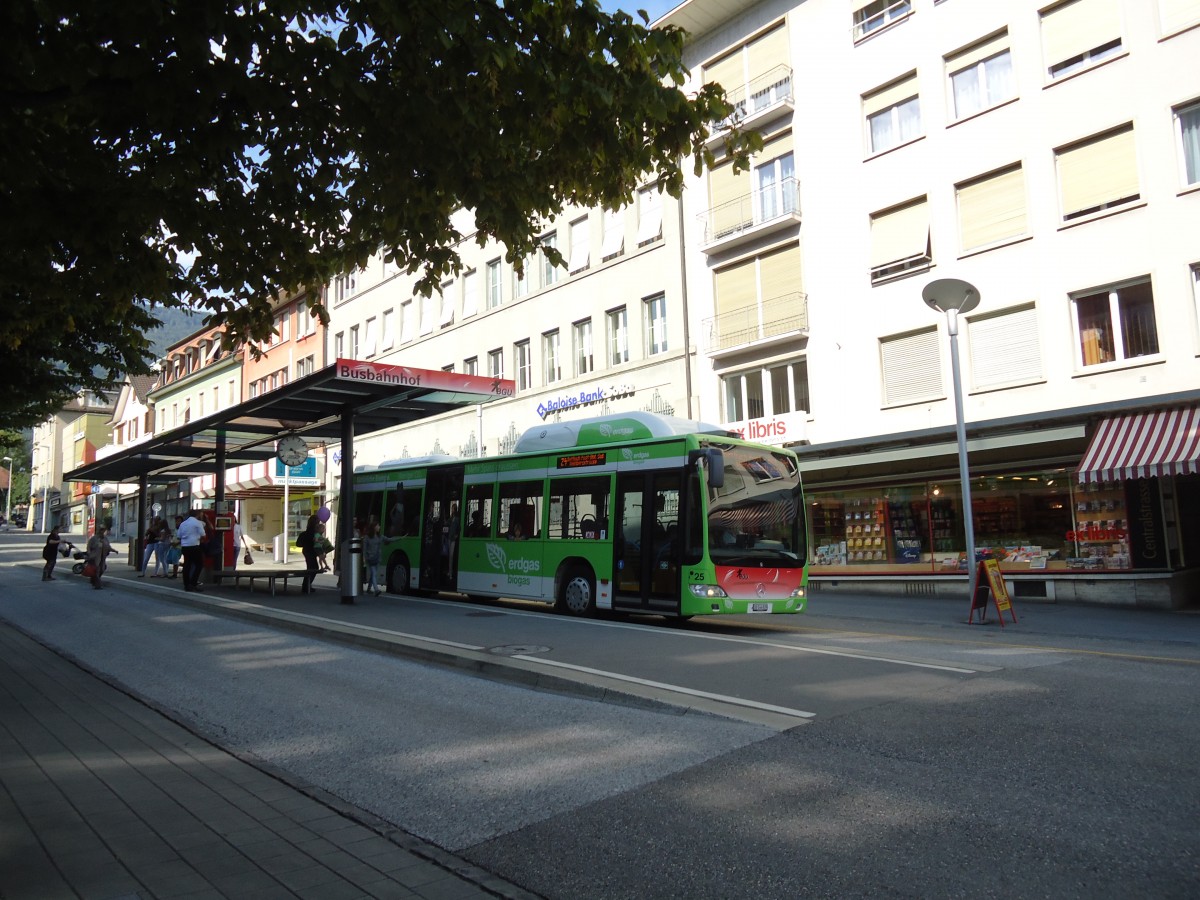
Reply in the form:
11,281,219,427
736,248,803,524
792,400,1200,609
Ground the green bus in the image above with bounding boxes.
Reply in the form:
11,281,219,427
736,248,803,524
352,412,808,618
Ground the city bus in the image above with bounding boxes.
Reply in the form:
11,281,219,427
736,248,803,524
351,412,808,618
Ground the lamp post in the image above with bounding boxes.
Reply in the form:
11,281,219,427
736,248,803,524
2,456,12,525
922,278,981,601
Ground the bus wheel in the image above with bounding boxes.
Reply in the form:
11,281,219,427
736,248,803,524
387,557,409,595
558,566,595,617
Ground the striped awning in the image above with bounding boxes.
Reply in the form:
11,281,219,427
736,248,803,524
1077,407,1200,483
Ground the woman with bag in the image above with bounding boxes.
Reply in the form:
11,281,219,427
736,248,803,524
85,526,113,590
298,514,320,594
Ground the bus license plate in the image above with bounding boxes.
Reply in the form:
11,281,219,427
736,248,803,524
748,602,772,613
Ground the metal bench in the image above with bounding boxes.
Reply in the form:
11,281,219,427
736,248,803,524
212,568,312,596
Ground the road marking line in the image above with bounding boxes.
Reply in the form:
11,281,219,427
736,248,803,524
513,655,816,719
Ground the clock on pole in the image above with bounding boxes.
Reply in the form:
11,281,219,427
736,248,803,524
276,434,309,467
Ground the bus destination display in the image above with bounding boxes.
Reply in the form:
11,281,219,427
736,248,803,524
557,452,607,469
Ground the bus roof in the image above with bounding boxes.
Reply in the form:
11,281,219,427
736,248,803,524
514,412,733,453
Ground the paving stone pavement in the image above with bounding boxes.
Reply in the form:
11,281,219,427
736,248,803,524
0,618,536,900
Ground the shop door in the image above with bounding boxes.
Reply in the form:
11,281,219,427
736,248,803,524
613,472,681,613
419,467,464,592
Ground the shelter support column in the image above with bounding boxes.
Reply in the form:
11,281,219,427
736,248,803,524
340,408,357,604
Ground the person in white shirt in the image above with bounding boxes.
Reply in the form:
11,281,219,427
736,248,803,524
176,510,209,593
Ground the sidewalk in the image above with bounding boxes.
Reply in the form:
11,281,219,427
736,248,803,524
0,602,536,899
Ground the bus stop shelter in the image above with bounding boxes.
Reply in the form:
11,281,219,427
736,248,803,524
66,359,515,602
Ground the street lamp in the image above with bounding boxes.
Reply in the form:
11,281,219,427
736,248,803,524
2,456,12,524
922,278,981,601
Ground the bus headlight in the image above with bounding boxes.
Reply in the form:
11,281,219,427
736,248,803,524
790,586,806,598
689,584,728,599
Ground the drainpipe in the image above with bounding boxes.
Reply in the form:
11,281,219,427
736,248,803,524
677,192,694,419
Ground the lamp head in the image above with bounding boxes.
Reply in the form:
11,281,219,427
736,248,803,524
922,278,981,314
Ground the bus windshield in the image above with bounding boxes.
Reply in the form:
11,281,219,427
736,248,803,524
706,443,804,567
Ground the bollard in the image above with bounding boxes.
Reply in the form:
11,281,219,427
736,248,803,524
341,536,362,604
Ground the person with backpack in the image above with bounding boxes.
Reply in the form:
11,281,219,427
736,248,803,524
297,514,320,594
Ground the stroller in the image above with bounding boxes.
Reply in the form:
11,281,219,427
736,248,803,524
70,548,89,575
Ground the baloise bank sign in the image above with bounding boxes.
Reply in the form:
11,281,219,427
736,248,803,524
537,382,635,419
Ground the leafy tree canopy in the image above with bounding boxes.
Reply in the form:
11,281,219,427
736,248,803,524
0,0,751,428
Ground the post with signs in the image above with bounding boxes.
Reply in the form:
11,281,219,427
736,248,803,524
967,559,1018,626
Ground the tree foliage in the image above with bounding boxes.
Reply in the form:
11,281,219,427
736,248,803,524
0,0,749,428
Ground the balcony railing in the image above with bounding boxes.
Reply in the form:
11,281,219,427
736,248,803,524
711,65,794,132
703,291,809,354
699,176,801,246
852,0,912,42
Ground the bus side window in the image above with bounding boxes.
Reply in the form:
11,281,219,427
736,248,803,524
464,483,493,537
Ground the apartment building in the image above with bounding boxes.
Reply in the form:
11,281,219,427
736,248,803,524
670,0,1200,604
29,391,116,534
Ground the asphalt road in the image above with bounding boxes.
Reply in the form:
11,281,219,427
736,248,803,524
3,532,1198,898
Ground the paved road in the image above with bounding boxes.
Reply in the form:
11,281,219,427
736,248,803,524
3,532,1199,898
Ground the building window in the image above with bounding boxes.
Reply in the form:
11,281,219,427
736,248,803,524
722,363,810,427
864,73,921,154
968,305,1043,390
870,197,931,282
334,331,344,359
349,324,359,358
464,356,478,377
635,187,663,246
1056,125,1139,222
401,300,416,343
515,340,531,392
644,294,668,356
601,207,624,261
755,142,796,222
573,319,594,376
514,251,535,298
362,317,378,357
462,270,479,318
1040,0,1123,81
607,306,629,366
380,309,395,350
568,217,590,274
947,34,1014,120
540,233,559,287
724,370,764,421
442,364,454,373
334,270,357,303
542,330,561,384
487,348,504,380
1176,100,1200,187
485,259,503,309
956,164,1027,252
419,294,436,336
296,298,315,337
881,328,941,406
296,355,314,378
853,0,912,41
1073,278,1159,367
771,359,810,415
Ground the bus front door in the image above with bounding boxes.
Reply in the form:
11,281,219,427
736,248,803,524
419,466,464,592
613,472,681,614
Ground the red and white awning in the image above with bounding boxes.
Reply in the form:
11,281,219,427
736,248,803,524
1077,406,1200,483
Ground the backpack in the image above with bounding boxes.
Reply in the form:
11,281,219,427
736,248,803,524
297,530,311,549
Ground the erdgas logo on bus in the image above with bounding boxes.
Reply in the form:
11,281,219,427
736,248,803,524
620,447,650,462
485,543,540,587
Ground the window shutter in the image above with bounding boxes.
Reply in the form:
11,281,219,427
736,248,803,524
439,283,455,327
870,198,929,269
1160,0,1200,32
968,305,1043,390
568,217,590,273
714,260,758,318
601,208,625,258
746,23,789,77
635,189,663,245
881,328,942,406
863,73,918,116
1057,126,1138,218
759,243,803,301
709,159,750,237
1041,0,1121,68
704,47,744,94
757,130,794,162
361,318,378,358
957,165,1026,250
946,31,1009,75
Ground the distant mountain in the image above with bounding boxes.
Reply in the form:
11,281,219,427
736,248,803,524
145,306,203,360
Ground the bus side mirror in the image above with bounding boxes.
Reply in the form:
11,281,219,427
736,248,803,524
691,448,724,489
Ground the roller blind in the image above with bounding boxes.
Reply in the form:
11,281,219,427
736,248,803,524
747,23,789,76
958,165,1026,250
568,217,590,273
704,48,744,93
759,244,803,301
968,305,1043,390
870,198,929,269
863,73,918,116
1159,0,1200,33
709,159,751,237
946,31,1009,75
1057,126,1138,218
758,131,795,162
881,328,942,406
714,260,758,317
1041,0,1121,68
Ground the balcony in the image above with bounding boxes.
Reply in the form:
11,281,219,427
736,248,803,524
698,177,801,253
707,66,795,142
703,291,809,357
